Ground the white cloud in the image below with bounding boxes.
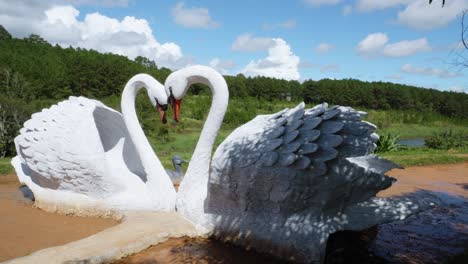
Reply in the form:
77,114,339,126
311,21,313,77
231,33,275,52
356,0,411,12
449,85,468,93
343,5,353,16
315,43,334,54
241,38,300,81
209,58,236,74
401,64,463,78
382,38,431,57
67,0,131,7
356,32,389,57
303,0,341,6
397,0,468,30
171,2,219,29
0,2,191,69
263,19,296,30
357,33,431,57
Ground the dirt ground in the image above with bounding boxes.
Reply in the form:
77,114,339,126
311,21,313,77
381,162,468,198
0,174,118,262
116,163,468,264
1,163,467,263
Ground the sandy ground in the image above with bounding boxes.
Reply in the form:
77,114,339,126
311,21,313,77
381,162,468,198
116,162,468,264
1,162,466,263
0,174,118,262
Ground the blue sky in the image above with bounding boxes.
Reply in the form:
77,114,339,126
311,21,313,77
0,0,466,92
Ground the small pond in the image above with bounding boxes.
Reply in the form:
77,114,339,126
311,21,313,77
397,138,425,147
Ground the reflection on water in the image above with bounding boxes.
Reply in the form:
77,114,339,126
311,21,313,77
116,192,467,264
397,138,425,147
116,163,468,264
114,236,289,264
368,191,468,264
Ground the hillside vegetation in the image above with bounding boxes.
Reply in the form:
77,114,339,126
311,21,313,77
0,27,467,169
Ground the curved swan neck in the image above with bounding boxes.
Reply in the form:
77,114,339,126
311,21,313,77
120,76,167,180
184,67,228,180
176,66,229,226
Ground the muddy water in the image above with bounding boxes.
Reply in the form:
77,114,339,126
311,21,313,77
0,174,119,262
116,163,468,264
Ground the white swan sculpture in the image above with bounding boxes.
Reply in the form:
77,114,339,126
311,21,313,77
166,65,436,263
11,74,176,216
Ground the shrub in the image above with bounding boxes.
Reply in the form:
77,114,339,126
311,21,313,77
426,130,467,149
376,132,400,152
0,97,32,157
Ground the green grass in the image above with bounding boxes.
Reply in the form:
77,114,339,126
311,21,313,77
365,109,468,139
378,124,468,139
2,97,468,175
380,147,468,167
0,157,13,175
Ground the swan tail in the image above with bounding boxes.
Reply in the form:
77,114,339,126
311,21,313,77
342,194,439,231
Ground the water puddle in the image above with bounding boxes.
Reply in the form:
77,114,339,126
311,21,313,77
116,163,468,264
397,138,425,147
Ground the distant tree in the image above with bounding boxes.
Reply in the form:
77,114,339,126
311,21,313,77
0,97,32,157
0,25,11,40
23,34,49,45
135,56,158,69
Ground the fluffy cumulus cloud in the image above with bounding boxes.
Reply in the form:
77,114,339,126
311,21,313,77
397,0,468,30
401,64,463,78
209,58,236,74
241,38,300,81
355,0,467,30
357,33,431,57
303,0,341,6
356,33,389,56
231,33,275,52
382,38,431,57
0,1,190,69
315,43,334,54
171,2,219,29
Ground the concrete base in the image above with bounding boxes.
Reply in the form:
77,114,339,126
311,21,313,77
4,211,198,264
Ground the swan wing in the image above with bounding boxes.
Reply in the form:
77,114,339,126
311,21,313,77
14,96,131,197
210,102,398,213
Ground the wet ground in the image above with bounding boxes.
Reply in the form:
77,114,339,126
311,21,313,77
0,174,118,262
116,163,468,264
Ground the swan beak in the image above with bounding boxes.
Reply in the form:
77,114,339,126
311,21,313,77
173,99,181,122
157,104,167,124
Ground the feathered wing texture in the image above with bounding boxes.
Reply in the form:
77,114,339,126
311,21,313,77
208,102,436,263
210,102,398,214
14,96,135,198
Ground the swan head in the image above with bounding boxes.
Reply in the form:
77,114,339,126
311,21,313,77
133,74,169,124
164,70,189,122
165,65,221,122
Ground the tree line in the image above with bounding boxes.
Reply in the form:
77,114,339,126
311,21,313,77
0,27,467,156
